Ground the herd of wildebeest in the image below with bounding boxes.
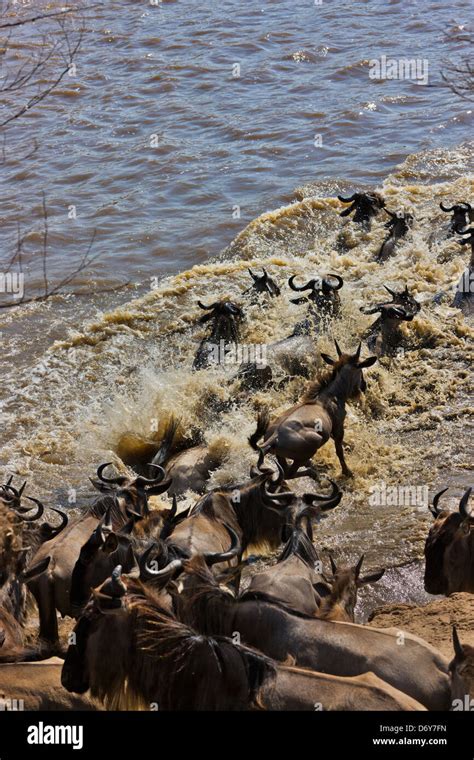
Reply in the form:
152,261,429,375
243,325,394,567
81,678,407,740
0,193,473,711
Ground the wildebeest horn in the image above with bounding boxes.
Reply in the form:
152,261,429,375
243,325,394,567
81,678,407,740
324,274,343,291
329,553,337,575
3,481,27,499
197,300,218,310
429,487,449,517
353,342,362,362
439,202,455,213
100,565,127,599
135,463,167,487
459,487,473,520
337,194,355,202
96,463,128,486
263,483,295,503
204,524,241,566
140,547,183,585
354,554,365,579
302,480,342,511
452,625,465,660
383,285,398,300
459,202,472,211
45,508,69,538
18,496,44,521
334,339,342,357
288,275,317,292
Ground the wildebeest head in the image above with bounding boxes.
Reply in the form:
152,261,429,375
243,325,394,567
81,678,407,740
383,209,414,237
90,462,172,523
361,284,421,323
288,274,343,318
338,192,385,229
247,268,280,297
440,202,472,235
319,340,377,397
63,560,273,709
318,554,385,622
69,511,140,615
449,626,474,702
197,300,243,340
424,487,473,595
0,477,27,511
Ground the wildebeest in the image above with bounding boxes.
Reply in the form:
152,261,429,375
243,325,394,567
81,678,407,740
316,554,385,622
361,285,421,355
245,268,280,298
245,484,342,615
0,658,98,710
149,416,225,496
450,626,474,706
377,210,413,261
179,555,451,710
249,341,377,478
338,192,385,231
193,300,244,370
424,487,473,595
23,463,170,645
62,567,424,711
288,274,343,324
455,224,474,263
440,201,472,237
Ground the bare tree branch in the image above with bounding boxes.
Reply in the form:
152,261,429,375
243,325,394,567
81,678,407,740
441,57,474,101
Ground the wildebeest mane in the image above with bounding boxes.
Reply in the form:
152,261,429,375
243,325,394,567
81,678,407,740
301,358,348,399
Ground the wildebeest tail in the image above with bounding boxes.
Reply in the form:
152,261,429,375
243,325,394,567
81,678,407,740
248,409,270,451
151,415,180,467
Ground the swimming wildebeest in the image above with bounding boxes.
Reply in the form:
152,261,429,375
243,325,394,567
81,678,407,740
361,284,421,355
316,554,385,622
338,192,385,231
450,626,474,706
245,268,280,298
22,463,171,645
177,555,451,710
439,201,472,237
193,300,244,369
288,274,343,324
377,210,413,261
249,341,377,478
62,567,425,711
424,487,473,595
245,484,342,615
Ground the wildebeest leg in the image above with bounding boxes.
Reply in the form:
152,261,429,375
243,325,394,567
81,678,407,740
32,576,59,646
284,461,320,481
334,434,353,478
276,455,291,476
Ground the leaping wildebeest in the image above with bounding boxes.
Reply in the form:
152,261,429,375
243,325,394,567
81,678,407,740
338,192,385,231
424,487,473,596
249,341,377,478
377,210,413,261
360,285,421,356
193,299,244,370
288,274,343,325
439,201,472,237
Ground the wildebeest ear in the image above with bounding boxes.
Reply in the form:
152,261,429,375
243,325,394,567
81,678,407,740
358,568,385,586
357,356,377,369
321,353,336,366
20,555,51,582
102,533,119,554
452,626,465,661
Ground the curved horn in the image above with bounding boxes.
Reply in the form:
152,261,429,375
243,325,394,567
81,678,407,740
140,549,183,585
204,524,242,567
430,487,449,517
288,275,316,292
459,487,473,520
459,202,472,211
135,463,166,487
100,565,127,599
45,508,69,538
334,339,342,357
96,463,128,486
303,479,342,503
439,202,454,213
197,300,217,310
19,496,44,522
337,194,355,203
263,483,295,503
324,274,343,291
383,285,398,300
452,625,465,660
